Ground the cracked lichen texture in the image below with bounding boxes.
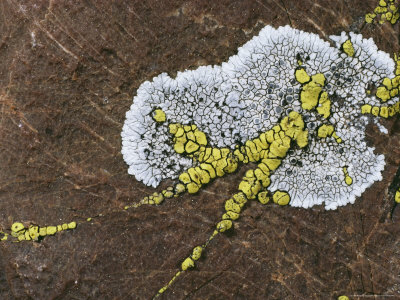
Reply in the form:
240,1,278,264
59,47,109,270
122,25,397,211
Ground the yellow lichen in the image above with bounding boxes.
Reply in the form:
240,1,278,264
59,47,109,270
295,68,311,84
366,0,400,25
258,191,270,204
395,188,400,203
343,167,353,186
342,40,355,57
152,109,166,123
272,190,291,206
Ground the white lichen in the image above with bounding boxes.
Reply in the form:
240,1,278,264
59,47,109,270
121,25,396,210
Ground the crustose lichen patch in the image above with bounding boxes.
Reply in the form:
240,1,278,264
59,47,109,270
120,25,400,296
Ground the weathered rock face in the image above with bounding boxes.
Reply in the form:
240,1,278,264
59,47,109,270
1,0,400,299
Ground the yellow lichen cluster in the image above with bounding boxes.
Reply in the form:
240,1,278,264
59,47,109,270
1,221,77,242
361,53,400,117
375,76,400,102
295,68,344,144
295,68,331,118
368,53,400,106
361,101,400,118
155,110,309,298
365,0,400,24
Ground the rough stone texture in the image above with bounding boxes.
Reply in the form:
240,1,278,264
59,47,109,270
1,0,400,299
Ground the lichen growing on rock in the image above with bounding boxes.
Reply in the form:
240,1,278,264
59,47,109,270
120,25,400,296
122,25,398,210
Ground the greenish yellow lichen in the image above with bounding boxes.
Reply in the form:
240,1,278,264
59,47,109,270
152,109,166,123
154,110,308,298
342,40,355,57
2,221,77,243
295,68,332,119
395,188,400,203
343,167,353,186
365,0,399,24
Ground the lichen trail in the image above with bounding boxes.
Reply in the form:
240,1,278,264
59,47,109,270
0,221,77,242
154,111,308,298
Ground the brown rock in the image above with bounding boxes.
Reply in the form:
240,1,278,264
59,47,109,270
0,0,399,299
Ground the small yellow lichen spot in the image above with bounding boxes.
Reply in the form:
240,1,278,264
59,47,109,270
187,182,200,194
181,257,195,271
1,233,8,241
233,192,247,206
168,123,179,135
194,130,207,146
11,222,25,233
216,219,233,232
371,106,380,116
258,191,270,204
317,124,334,138
295,130,309,148
376,86,391,102
224,156,238,173
317,92,331,118
152,109,166,123
332,132,342,144
383,77,393,89
272,190,291,206
300,82,322,110
28,226,39,240
342,40,355,57
68,222,77,229
295,68,311,84
269,139,290,158
361,104,372,114
338,296,350,300
343,167,353,186
175,183,186,195
46,226,57,236
312,73,326,86
39,227,47,236
174,142,185,154
365,13,377,23
225,198,241,214
191,246,203,261
395,189,400,203
380,106,389,118
223,211,240,220
179,172,191,184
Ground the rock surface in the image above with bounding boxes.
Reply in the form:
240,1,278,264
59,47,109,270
0,0,400,299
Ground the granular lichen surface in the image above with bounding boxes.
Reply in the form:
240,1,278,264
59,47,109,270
1,0,400,299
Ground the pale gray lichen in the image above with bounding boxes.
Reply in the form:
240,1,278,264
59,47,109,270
121,25,397,210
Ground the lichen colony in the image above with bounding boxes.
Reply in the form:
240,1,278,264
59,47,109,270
122,25,395,210
121,25,400,296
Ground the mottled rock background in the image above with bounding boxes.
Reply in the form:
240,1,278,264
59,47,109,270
1,0,400,299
